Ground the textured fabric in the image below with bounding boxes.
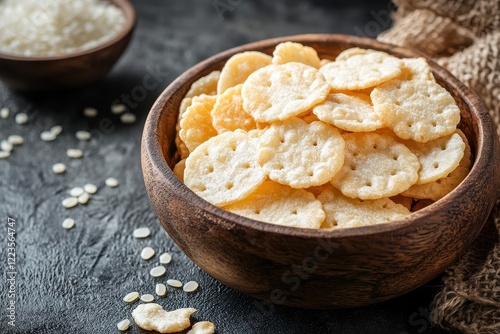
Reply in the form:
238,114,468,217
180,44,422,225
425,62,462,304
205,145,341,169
378,2,500,333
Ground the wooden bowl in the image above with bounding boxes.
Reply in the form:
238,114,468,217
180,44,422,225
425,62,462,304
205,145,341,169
0,0,136,91
141,34,500,308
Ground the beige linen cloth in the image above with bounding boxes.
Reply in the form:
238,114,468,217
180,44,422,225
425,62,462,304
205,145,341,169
378,1,500,333
378,0,500,333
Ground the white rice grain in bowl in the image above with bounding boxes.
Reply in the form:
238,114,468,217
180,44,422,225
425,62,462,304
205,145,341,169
0,0,137,91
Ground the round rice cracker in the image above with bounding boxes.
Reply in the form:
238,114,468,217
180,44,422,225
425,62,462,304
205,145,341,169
272,41,321,68
179,94,218,153
320,48,403,90
331,132,420,200
259,118,345,189
320,58,332,67
403,130,465,185
185,70,220,98
224,181,325,229
173,159,186,182
318,187,410,229
333,47,368,61
300,112,321,124
402,133,471,201
176,97,194,160
211,84,258,133
217,51,272,95
370,77,461,143
312,92,384,132
242,62,330,123
184,130,266,207
400,57,436,81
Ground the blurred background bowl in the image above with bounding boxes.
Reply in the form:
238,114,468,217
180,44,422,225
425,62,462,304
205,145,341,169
141,34,500,309
0,0,136,92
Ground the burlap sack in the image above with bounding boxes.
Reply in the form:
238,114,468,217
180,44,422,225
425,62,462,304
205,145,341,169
378,1,500,333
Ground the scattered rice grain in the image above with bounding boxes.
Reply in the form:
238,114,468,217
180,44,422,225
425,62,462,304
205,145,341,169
140,294,154,303
0,107,9,119
159,252,172,264
116,319,130,331
52,163,66,174
62,218,75,229
183,281,199,293
150,266,166,278
141,247,155,260
50,125,63,136
166,279,183,288
62,197,78,208
111,103,127,114
75,130,91,141
15,113,28,125
0,151,10,159
120,113,136,124
155,283,166,297
105,177,119,187
7,135,23,145
40,131,57,142
83,107,98,118
69,187,84,197
123,291,139,303
1,140,13,152
83,183,98,194
133,227,151,238
66,149,83,159
78,192,90,204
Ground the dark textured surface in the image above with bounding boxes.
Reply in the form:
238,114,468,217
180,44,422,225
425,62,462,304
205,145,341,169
0,0,445,333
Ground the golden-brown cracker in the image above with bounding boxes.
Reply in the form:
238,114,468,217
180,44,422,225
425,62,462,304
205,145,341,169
217,51,272,94
272,42,321,68
403,131,465,184
259,118,345,188
371,77,461,142
173,159,186,183
184,130,266,207
312,92,384,132
178,97,193,123
185,71,220,98
320,48,403,90
331,132,420,199
242,63,330,122
318,187,410,229
402,132,471,201
224,181,325,229
211,84,257,133
179,94,218,152
175,138,189,160
175,97,194,159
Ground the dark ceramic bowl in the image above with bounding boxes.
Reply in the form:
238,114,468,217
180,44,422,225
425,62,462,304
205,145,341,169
0,0,136,91
141,34,500,308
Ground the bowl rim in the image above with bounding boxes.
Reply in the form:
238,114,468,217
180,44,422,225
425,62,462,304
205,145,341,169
143,33,498,239
0,0,136,61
